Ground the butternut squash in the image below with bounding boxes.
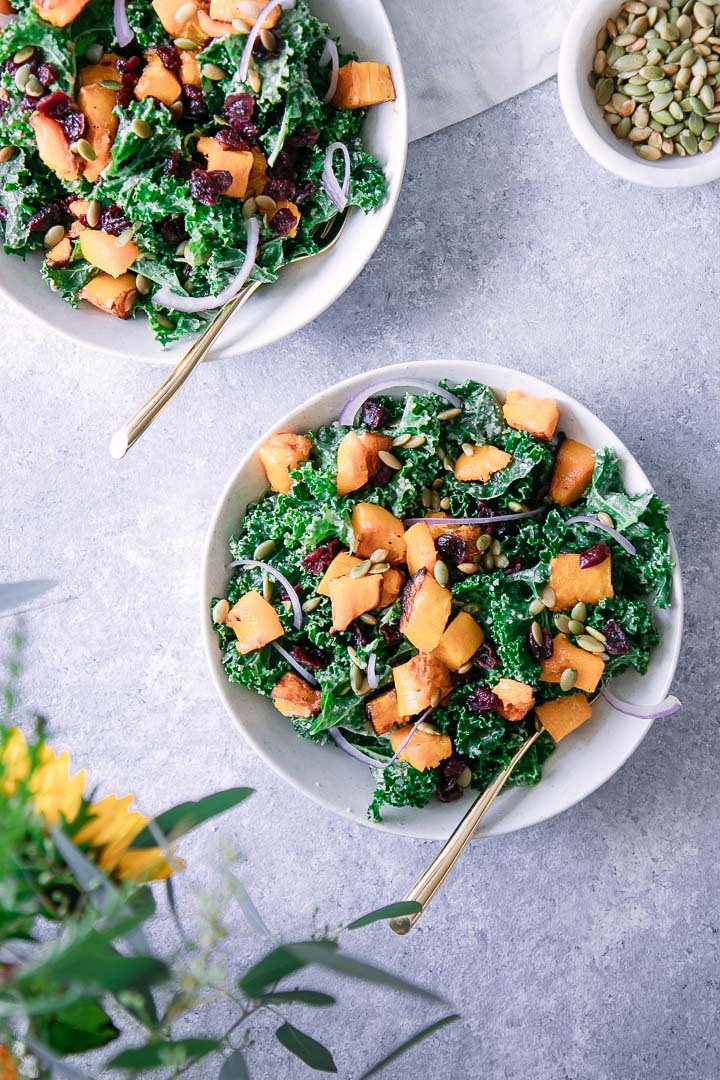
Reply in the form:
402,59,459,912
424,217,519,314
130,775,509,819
404,521,437,576
379,567,405,608
152,0,202,38
247,148,268,197
427,518,484,560
502,389,560,442
134,53,182,107
226,590,283,654
196,135,253,198
45,236,72,268
399,568,452,653
540,633,605,694
389,725,453,772
492,678,535,722
77,84,117,183
78,273,137,318
333,61,396,109
79,54,119,87
535,693,593,742
0,0,13,12
393,653,451,717
453,444,512,483
210,0,280,24
328,574,382,633
351,503,406,564
549,438,595,507
336,430,393,496
180,50,202,88
366,688,406,735
68,198,88,218
271,672,320,718
196,8,234,35
432,612,484,671
79,229,139,278
32,0,91,27
30,112,79,182
547,552,614,611
317,551,360,597
257,432,312,494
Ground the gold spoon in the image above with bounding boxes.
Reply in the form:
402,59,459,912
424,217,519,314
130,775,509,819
389,721,546,935
110,210,350,460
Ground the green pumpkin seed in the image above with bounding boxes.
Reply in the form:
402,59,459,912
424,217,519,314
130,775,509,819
571,602,587,622
675,141,687,154
688,94,708,113
703,111,720,121
615,52,647,70
651,90,675,111
349,559,371,579
560,668,578,692
368,562,390,575
577,634,608,654
699,136,714,148
85,43,103,63
99,79,122,90
212,599,229,624
670,40,695,62
477,534,492,552
482,552,495,572
700,81,715,106
647,77,673,90
594,48,608,74
598,511,615,528
689,109,705,132
695,1,714,28
634,104,651,125
597,26,609,49
155,313,175,330
531,621,544,647
253,539,276,560
457,765,473,788
661,22,680,41
540,585,556,608
507,500,526,513
433,560,450,586
360,613,377,625
71,138,96,161
495,554,510,570
680,128,699,151
491,538,501,556
439,496,451,511
262,573,273,603
651,108,676,123
131,118,153,139
392,432,411,447
586,626,608,643
115,225,135,246
647,6,659,26
174,37,198,48
529,598,546,617
43,224,65,248
568,618,586,635
554,614,571,633
607,43,625,66
438,406,462,421
14,64,31,92
13,46,34,64
302,596,322,613
616,115,633,135
350,664,364,694
702,121,717,137
378,450,402,471
615,33,637,46
669,99,685,118
676,12,692,35
202,62,227,81
663,119,685,133
369,548,389,564
135,272,152,296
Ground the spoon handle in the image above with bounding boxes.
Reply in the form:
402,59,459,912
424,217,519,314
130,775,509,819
389,727,544,935
109,280,263,460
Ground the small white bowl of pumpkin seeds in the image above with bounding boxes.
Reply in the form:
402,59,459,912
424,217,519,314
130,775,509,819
559,0,720,186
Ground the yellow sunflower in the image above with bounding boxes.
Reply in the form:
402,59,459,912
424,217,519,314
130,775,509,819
74,794,178,881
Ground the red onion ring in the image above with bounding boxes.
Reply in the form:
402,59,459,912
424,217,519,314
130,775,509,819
113,0,134,47
404,509,546,527
339,380,463,426
0,12,17,27
366,652,378,690
330,691,452,771
322,141,350,212
228,556,302,629
565,515,637,556
153,217,259,314
319,37,339,104
272,642,319,687
239,0,295,82
601,686,681,720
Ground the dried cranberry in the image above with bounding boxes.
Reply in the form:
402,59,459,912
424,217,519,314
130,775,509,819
527,625,553,661
99,204,131,236
467,684,499,714
0,98,7,120
189,167,232,206
223,92,254,125
578,542,611,569
358,399,386,430
28,199,67,233
474,642,499,670
160,215,188,247
380,622,402,645
116,55,142,74
294,179,317,204
301,539,343,574
163,149,180,178
603,619,630,656
289,644,326,670
351,621,371,649
436,781,464,803
37,63,56,87
252,29,283,58
0,207,7,223
476,500,496,536
503,556,523,575
36,91,72,118
441,754,471,785
287,124,319,148
156,43,181,73
371,463,395,489
214,128,253,151
435,533,466,566
117,73,138,109
182,84,208,121
58,109,85,142
264,176,296,203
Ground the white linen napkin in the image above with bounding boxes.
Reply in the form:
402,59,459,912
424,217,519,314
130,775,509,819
383,0,577,141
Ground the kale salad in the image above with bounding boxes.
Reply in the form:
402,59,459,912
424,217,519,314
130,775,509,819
0,0,394,344
211,379,676,822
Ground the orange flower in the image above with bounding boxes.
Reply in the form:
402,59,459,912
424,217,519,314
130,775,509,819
0,1044,16,1080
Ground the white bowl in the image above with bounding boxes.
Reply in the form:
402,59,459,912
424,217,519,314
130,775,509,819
0,0,407,364
558,0,720,187
201,360,683,841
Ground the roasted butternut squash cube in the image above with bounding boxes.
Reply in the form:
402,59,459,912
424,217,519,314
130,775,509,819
32,0,91,26
152,0,201,36
366,688,406,735
0,0,12,11
77,83,118,183
196,135,253,198
549,439,595,506
427,519,484,560
247,147,268,196
257,432,312,494
432,612,484,671
271,672,320,718
379,567,405,608
78,273,137,319
30,112,79,182
548,552,614,611
68,198,88,218
135,53,182,107
226,590,283,654
535,693,593,742
492,678,535,722
404,521,437,576
45,236,72,268
333,61,396,109
180,49,201,87
79,229,139,278
540,633,605,694
317,551,360,596
78,54,120,86
502,389,560,442
393,653,452,717
399,569,452,653
196,8,234,36
351,503,406,564
329,574,382,633
389,725,453,772
453,444,512,483
209,0,280,25
336,430,393,496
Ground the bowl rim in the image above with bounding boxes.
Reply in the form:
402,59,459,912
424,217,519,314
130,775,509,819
558,0,720,188
0,0,408,365
200,359,684,840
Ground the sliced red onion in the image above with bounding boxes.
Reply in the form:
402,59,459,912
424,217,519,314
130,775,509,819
113,0,134,47
339,380,463,426
322,141,350,212
153,218,259,314
366,652,378,690
239,0,295,83
319,37,339,104
601,686,681,720
330,692,452,771
565,515,637,556
0,12,17,27
404,509,545,527
228,556,302,629
272,642,319,687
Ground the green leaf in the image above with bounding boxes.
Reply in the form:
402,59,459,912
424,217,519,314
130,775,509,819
14,932,169,996
239,940,339,998
107,1038,220,1071
275,1022,337,1074
219,1049,250,1079
281,945,444,1002
358,1014,460,1079
39,999,119,1054
258,990,335,1007
346,902,422,930
129,787,253,848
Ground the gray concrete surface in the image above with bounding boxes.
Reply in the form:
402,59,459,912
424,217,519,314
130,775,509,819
2,76,718,1080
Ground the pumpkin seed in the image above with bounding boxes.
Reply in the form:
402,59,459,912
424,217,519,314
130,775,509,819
368,562,390,575
434,560,450,586
247,68,261,93
507,500,526,513
13,46,34,64
432,477,444,488
616,115,633,135
131,118,153,139
85,198,101,228
595,48,609,73
405,434,427,450
456,662,473,676
672,41,695,61
360,613,377,625
43,224,65,248
71,139,96,161
540,585,556,608
669,99,685,117
554,614,571,633
349,559,371,579
615,49,647,68
568,619,586,635
629,124,653,139
369,548,388,564
531,621,544,647
615,33,637,46
461,442,475,457
253,539,276,560
302,596,322,613
700,135,714,146
651,90,675,110
586,626,608,643
680,128,699,150
212,599,229,624
430,689,443,709
529,598,546,617
596,76,616,104
440,497,451,510
695,0,714,27
676,11,693,34
134,272,152,296
689,108,706,131
155,313,175,330
0,145,15,163
438,406,462,421
560,668,578,692
491,538,501,556
577,634,607,654
378,450,402,471
202,62,227,81
459,561,481,575
421,487,433,508
443,457,456,473
242,197,257,219
100,78,122,90
647,76,673,89
350,665,364,694
495,553,510,569
701,81,716,105
262,573,273,603
571,602,587,622
640,63,666,77
392,432,411,447
174,37,198,49
14,64,31,91
255,196,277,214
